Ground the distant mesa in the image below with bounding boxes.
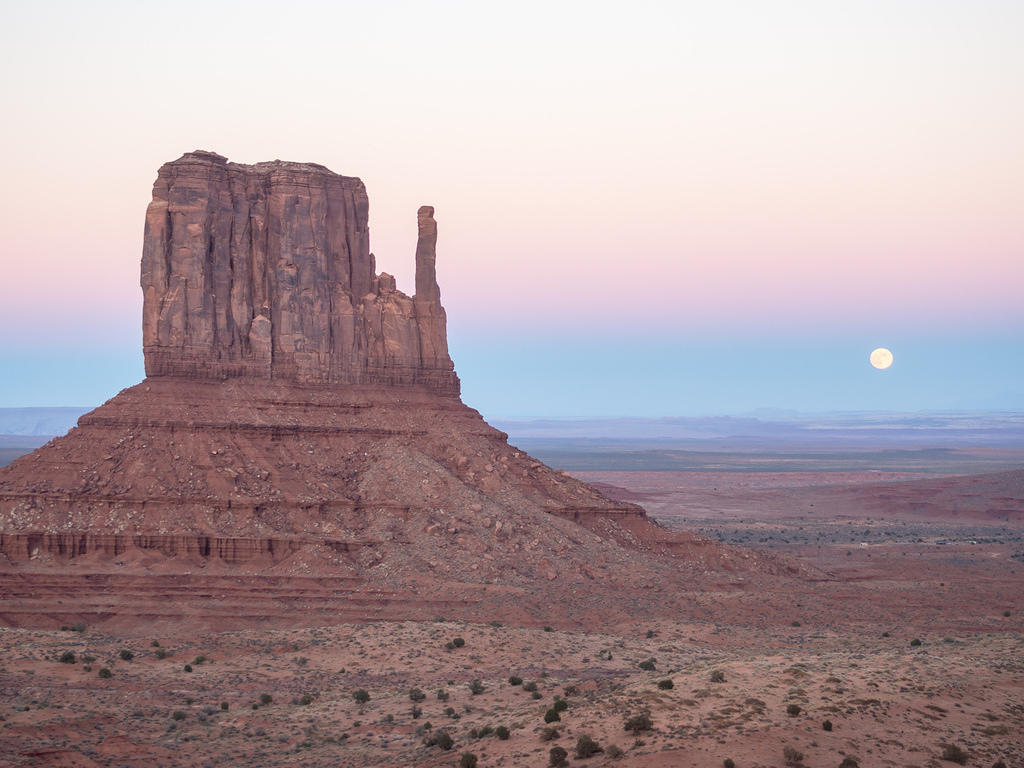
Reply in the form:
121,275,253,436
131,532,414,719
0,151,765,631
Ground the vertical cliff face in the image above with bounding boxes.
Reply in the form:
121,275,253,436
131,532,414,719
141,151,459,395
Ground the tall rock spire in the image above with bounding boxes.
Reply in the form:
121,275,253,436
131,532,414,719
414,205,441,304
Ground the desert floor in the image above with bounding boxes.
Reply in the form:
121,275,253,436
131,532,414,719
1,447,1022,767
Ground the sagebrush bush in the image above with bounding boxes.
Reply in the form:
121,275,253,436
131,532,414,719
426,730,454,750
549,746,569,767
575,734,603,758
624,712,653,734
783,745,804,766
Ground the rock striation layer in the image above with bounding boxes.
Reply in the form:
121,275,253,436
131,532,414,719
141,151,457,394
0,151,780,631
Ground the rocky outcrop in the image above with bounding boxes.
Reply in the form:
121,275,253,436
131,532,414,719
141,151,458,395
0,150,771,631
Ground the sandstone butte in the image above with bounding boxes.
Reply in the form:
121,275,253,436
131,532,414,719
0,151,792,632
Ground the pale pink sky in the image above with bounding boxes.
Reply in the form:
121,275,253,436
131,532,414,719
1,2,1022,412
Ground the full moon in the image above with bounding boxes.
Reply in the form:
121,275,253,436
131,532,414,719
870,347,894,370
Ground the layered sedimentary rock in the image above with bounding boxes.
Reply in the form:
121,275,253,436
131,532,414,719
0,151,773,630
141,151,457,394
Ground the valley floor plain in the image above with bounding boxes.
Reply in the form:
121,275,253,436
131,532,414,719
1,430,1022,767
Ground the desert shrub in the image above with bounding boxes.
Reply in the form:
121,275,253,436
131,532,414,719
710,670,726,683
723,760,735,768
120,649,134,661
299,694,313,706
452,637,465,648
70,622,86,633
411,705,422,719
151,639,160,647
522,680,538,692
839,758,860,768
540,726,560,741
792,620,801,627
624,712,653,734
154,648,167,659
192,655,206,665
606,744,624,758
260,693,273,705
172,710,186,721
531,691,543,700
638,658,656,671
59,651,76,664
549,746,569,767
910,638,922,647
409,688,426,702
575,734,603,758
98,667,112,678
657,679,674,690
552,698,569,712
992,761,1007,768
563,685,577,696
468,679,485,695
543,625,553,632
823,719,833,731
1004,610,1012,617
783,745,804,765
495,725,510,740
352,689,369,706
460,753,478,768
544,708,561,723
508,676,523,686
220,702,228,711
183,664,193,672
786,703,802,717
437,688,450,701
941,744,968,764
426,729,454,750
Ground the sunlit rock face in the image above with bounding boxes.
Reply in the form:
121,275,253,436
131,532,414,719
141,151,458,395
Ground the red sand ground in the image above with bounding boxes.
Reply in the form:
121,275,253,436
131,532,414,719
1,463,1022,766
